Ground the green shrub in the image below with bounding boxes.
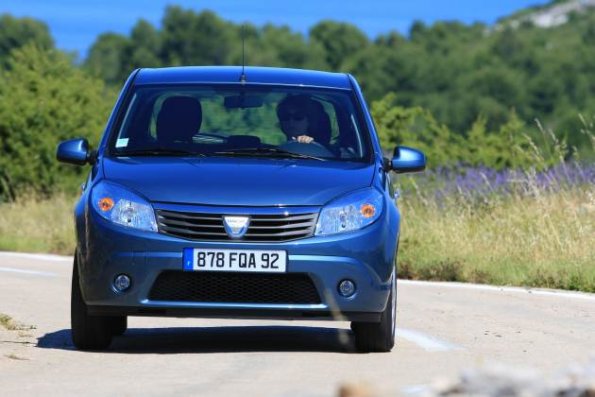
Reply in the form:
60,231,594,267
371,92,559,170
0,44,115,201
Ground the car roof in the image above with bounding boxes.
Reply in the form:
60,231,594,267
135,66,352,89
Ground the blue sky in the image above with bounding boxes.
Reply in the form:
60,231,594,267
2,0,550,57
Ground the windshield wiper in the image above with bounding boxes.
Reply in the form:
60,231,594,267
212,147,326,161
114,148,206,157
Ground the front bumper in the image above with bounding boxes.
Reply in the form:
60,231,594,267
76,201,399,321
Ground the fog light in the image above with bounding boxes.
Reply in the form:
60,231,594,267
114,274,131,292
338,279,356,297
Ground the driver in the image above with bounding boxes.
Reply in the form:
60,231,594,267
276,95,318,144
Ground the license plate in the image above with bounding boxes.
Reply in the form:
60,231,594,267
183,248,287,273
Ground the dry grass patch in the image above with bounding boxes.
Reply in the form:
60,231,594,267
0,313,36,332
399,186,595,292
0,192,76,255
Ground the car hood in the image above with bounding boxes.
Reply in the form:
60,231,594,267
102,157,375,206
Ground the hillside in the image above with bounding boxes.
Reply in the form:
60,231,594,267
503,0,595,27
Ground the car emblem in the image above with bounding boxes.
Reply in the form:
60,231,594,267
222,216,250,239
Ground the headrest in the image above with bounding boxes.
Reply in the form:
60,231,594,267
156,96,202,144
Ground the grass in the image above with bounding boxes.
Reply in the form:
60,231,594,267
0,192,75,254
0,313,17,330
0,313,36,331
398,186,595,292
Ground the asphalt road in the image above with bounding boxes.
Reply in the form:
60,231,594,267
1,252,594,397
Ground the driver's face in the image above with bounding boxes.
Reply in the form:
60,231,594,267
279,107,309,138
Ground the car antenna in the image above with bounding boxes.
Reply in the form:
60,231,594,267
239,24,247,84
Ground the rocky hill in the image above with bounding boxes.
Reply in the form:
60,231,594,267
505,0,595,28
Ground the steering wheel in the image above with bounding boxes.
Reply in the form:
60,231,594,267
193,132,228,144
279,140,335,158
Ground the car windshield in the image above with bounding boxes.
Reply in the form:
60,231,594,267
109,85,371,162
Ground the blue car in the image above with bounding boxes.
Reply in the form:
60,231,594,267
57,66,426,352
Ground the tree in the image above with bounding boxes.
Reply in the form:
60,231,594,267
371,93,464,167
128,19,162,69
0,45,115,200
258,24,328,69
85,33,130,85
310,21,369,70
0,14,53,67
77,6,595,159
160,7,235,66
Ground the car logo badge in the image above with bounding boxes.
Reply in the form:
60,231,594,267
223,216,250,239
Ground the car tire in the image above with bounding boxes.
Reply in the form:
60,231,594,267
110,316,127,336
71,257,114,351
352,272,396,353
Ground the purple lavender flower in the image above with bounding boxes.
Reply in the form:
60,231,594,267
397,161,595,204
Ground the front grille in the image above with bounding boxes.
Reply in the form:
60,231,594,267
156,209,318,242
148,271,321,304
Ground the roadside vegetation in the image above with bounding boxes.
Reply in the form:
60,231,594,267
397,161,594,292
0,3,593,292
0,192,75,254
0,313,35,331
0,313,16,330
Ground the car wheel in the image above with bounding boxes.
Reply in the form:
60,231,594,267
71,256,114,350
352,271,396,353
110,316,127,336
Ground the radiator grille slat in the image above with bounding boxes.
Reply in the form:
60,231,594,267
157,210,222,221
250,214,316,222
248,220,315,230
160,225,228,237
159,219,224,229
244,229,314,238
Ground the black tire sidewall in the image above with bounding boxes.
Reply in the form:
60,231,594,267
70,256,113,350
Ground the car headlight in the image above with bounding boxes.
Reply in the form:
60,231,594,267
315,188,384,236
90,181,157,232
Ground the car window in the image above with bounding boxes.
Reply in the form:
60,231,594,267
111,85,371,162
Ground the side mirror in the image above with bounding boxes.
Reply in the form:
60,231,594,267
56,138,94,165
390,146,426,174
